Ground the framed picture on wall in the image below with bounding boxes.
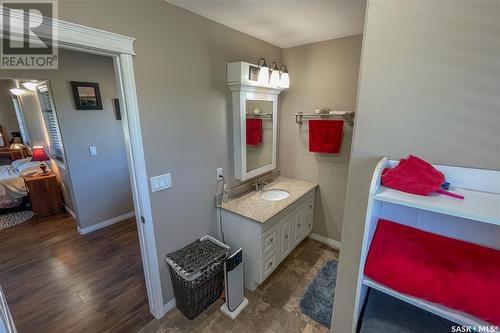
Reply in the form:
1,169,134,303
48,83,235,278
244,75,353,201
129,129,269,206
71,81,103,110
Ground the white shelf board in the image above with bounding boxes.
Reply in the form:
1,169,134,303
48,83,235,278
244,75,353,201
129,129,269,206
362,278,492,329
374,186,500,226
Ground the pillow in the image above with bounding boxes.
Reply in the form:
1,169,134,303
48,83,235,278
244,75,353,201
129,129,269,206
16,161,48,176
11,157,32,170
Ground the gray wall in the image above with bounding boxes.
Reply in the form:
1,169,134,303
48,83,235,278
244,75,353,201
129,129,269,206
279,35,362,241
57,1,282,304
333,1,500,332
0,80,19,142
0,49,134,228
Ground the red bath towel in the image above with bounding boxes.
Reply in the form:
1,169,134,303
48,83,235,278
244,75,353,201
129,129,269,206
365,219,500,326
308,120,344,153
246,118,262,145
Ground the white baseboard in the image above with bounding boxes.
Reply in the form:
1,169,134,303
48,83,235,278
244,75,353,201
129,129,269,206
77,211,135,235
161,298,176,317
309,233,342,250
64,206,76,219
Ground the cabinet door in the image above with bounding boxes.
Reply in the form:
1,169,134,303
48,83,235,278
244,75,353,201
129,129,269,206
260,226,278,259
279,215,292,260
292,207,304,246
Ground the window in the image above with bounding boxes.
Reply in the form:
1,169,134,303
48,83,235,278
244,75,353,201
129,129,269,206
11,95,30,147
37,84,64,162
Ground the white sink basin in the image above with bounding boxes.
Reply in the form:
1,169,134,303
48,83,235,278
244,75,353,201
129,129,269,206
260,189,290,201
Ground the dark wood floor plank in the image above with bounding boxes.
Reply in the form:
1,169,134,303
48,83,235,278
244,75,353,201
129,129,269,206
0,214,152,333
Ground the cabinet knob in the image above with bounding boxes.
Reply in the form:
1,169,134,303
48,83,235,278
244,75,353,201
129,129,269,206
298,224,301,227
268,261,273,266
269,238,273,242
285,235,288,239
309,205,313,208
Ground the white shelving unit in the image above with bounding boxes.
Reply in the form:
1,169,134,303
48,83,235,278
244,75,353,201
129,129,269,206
352,158,500,332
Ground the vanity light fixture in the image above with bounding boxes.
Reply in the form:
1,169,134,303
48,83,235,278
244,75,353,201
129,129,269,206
279,65,290,89
257,58,269,84
269,62,280,86
9,88,24,96
22,82,39,91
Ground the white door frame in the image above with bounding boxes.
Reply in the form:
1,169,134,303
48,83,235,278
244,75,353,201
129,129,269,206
0,13,165,319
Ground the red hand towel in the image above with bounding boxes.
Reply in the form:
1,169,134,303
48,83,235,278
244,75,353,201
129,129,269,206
308,120,344,153
246,118,262,145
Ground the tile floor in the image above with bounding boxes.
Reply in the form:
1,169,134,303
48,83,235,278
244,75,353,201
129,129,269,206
140,238,339,333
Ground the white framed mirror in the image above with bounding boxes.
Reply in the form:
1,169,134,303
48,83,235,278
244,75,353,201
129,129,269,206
227,61,285,181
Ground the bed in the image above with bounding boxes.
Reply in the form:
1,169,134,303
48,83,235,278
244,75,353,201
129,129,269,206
0,158,46,209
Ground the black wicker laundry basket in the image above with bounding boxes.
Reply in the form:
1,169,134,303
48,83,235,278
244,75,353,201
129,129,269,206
166,235,229,319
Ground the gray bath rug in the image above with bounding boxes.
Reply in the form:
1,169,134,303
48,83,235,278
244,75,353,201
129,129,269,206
299,260,337,328
0,211,35,231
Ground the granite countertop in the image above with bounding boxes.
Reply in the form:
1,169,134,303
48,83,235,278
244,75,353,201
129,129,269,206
221,177,318,223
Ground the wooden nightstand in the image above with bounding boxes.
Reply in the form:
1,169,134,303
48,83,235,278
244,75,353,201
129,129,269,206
23,173,63,218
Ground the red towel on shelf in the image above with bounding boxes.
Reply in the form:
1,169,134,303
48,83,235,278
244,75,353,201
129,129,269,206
246,118,262,146
308,120,344,153
364,219,500,326
381,155,445,196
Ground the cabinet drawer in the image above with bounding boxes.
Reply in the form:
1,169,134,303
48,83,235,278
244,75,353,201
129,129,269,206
304,215,313,236
261,250,277,280
305,195,315,220
292,207,304,246
260,226,278,259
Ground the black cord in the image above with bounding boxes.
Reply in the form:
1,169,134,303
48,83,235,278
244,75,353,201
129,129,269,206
218,175,226,244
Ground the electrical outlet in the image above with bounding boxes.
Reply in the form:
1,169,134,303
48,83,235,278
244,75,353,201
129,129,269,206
216,168,223,179
89,146,97,156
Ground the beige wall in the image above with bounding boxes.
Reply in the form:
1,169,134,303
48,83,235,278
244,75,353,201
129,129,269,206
0,49,134,228
333,1,500,331
279,35,362,241
0,80,19,142
56,1,282,304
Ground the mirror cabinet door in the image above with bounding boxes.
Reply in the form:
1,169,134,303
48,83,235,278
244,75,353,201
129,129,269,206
245,100,274,173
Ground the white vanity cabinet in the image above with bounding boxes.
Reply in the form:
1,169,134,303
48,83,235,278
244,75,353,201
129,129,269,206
220,189,315,291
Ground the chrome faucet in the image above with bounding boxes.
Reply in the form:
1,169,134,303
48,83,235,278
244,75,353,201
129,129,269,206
253,179,266,191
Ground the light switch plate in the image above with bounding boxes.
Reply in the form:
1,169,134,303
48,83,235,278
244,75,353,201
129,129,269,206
151,173,172,192
89,146,98,156
216,168,223,180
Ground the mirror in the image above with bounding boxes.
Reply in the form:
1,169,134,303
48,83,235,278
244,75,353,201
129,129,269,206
246,100,273,173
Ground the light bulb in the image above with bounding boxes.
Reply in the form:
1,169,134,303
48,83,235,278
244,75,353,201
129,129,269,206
257,65,269,84
9,88,24,96
269,69,280,86
279,65,290,88
279,72,289,88
22,82,38,91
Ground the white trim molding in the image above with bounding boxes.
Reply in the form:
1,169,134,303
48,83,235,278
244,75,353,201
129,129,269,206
64,206,77,220
309,233,342,250
0,9,135,55
77,212,135,235
162,298,177,317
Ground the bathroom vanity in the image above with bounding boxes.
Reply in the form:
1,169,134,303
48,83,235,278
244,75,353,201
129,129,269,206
220,177,317,291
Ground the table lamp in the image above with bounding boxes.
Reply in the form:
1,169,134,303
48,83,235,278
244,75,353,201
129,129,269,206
31,146,50,175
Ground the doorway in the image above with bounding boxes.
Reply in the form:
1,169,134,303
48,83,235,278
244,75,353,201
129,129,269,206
0,14,164,333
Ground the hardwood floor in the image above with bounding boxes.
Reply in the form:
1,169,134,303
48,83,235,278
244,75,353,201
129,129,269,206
0,214,152,333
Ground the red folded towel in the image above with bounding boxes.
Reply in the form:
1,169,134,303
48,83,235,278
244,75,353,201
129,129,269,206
365,219,500,326
246,118,262,146
308,120,344,153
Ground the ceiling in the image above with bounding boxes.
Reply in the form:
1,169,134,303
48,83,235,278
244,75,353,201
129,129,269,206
166,0,366,49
